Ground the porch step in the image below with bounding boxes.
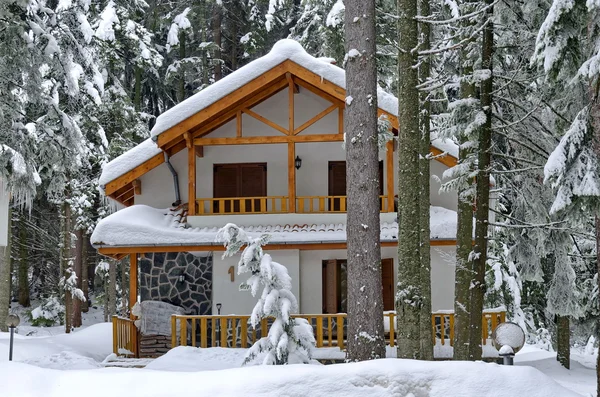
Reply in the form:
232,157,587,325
102,357,154,368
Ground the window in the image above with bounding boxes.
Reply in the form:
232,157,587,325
213,163,267,213
322,258,394,313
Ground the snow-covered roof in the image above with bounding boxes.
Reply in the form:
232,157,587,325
99,39,459,191
150,39,398,138
91,205,458,248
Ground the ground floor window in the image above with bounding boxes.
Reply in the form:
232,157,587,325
322,258,394,313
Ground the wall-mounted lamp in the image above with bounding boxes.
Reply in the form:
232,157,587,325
295,156,302,170
178,275,185,283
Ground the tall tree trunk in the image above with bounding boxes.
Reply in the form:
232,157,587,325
596,217,600,397
0,207,11,332
178,29,186,102
134,66,142,112
418,0,433,361
453,0,478,361
17,211,30,307
81,234,89,313
344,0,385,361
396,0,422,359
200,0,209,87
468,0,494,361
212,2,222,81
72,228,83,328
556,315,570,369
60,201,72,333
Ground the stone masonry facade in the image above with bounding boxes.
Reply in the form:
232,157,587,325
139,252,213,315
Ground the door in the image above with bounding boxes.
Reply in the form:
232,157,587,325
322,258,392,313
213,163,267,213
381,258,394,311
328,161,385,211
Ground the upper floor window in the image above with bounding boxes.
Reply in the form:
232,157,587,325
213,163,267,213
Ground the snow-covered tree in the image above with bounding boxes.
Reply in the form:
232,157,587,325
216,224,315,365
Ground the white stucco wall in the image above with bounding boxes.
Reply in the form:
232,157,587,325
211,249,300,315
299,246,456,314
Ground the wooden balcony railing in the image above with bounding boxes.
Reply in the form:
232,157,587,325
112,316,138,357
195,196,392,215
296,196,390,213
168,310,507,351
196,196,289,215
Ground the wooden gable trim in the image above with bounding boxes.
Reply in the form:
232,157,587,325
97,239,457,257
156,62,289,148
104,60,457,198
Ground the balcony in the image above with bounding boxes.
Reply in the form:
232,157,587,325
194,195,394,215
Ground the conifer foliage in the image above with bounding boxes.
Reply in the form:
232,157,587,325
216,223,315,365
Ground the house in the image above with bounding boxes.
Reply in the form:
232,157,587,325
91,39,504,357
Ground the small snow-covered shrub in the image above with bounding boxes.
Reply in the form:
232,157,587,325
28,297,64,326
216,224,315,365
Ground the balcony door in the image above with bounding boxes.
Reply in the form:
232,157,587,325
328,161,384,211
322,258,394,313
213,163,267,213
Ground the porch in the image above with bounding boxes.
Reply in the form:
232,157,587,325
113,309,506,358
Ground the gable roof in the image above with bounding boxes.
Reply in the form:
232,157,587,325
99,39,458,203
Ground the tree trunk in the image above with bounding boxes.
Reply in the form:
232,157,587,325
81,234,89,312
0,207,11,332
556,315,570,369
468,0,494,361
343,0,385,361
134,66,142,112
17,211,30,307
396,0,422,359
72,228,83,328
60,201,72,333
596,217,600,397
109,259,117,318
418,0,433,361
453,0,478,361
200,0,209,87
212,2,222,81
178,28,186,102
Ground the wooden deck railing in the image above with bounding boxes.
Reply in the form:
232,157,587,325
169,310,506,350
196,196,289,215
112,316,138,357
195,195,392,215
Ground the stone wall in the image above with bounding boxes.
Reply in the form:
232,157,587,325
139,252,212,315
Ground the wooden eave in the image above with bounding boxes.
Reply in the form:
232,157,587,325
104,59,458,202
97,239,457,259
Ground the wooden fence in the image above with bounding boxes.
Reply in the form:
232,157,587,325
112,316,138,357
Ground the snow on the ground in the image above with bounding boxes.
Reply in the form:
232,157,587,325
0,319,595,396
0,323,112,365
0,354,581,397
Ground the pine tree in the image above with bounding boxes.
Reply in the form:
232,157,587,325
396,0,422,359
217,224,315,365
343,0,386,361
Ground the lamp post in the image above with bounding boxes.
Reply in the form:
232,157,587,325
216,303,222,347
492,322,525,366
6,314,20,361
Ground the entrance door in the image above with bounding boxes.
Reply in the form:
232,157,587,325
328,161,385,211
322,258,394,313
213,163,267,213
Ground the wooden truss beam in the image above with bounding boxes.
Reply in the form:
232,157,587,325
294,104,338,135
242,107,289,135
156,62,288,148
194,134,344,146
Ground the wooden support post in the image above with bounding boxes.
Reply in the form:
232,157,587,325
129,253,138,319
195,146,204,158
386,140,394,212
338,106,344,135
236,110,242,137
288,73,294,134
132,179,142,195
288,142,296,212
185,133,196,215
